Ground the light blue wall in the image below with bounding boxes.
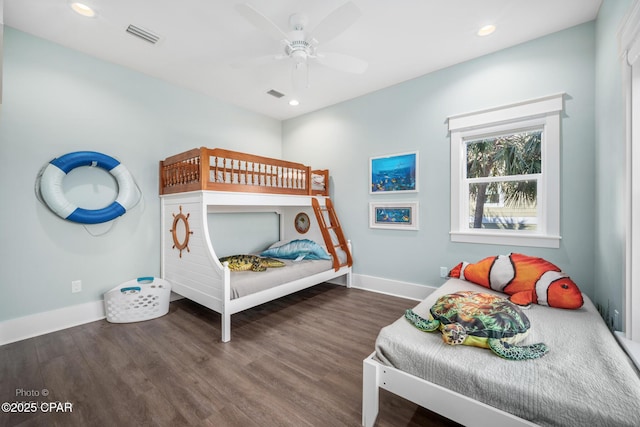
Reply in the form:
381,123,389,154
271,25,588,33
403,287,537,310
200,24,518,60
207,212,280,257
594,0,633,329
283,23,598,297
0,28,282,322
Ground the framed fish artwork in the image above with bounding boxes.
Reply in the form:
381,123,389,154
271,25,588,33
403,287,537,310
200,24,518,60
369,201,419,230
370,151,418,194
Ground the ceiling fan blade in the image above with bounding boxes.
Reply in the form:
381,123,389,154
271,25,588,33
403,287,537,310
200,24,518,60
235,3,288,41
315,52,368,74
308,2,362,44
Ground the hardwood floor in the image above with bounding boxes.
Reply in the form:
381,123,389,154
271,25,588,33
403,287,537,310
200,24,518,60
1,284,460,427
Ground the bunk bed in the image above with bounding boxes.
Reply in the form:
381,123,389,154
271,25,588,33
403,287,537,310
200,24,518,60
159,147,353,342
362,278,640,427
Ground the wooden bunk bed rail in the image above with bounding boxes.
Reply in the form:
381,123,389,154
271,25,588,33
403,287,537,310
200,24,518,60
159,147,329,196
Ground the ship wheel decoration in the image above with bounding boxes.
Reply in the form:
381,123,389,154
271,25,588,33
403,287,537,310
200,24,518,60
170,205,193,258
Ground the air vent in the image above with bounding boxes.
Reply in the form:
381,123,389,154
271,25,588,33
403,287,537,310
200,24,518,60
126,25,160,44
266,89,285,98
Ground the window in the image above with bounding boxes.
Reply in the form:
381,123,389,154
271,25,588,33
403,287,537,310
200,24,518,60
448,94,564,248
465,129,542,230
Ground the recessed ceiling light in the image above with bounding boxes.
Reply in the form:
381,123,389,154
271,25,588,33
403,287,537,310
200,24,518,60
289,99,300,106
478,24,496,37
70,2,96,18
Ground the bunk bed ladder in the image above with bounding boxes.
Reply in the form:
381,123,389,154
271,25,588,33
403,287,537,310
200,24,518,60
312,198,353,272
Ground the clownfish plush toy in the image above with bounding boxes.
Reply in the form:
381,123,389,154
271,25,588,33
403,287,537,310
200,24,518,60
448,253,583,310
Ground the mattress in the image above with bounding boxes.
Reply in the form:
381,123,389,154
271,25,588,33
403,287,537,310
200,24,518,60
375,278,640,427
230,258,334,299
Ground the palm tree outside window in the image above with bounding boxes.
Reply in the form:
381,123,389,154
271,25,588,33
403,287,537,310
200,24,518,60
465,129,542,230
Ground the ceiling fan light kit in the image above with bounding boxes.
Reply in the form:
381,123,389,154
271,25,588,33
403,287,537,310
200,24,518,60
235,2,368,93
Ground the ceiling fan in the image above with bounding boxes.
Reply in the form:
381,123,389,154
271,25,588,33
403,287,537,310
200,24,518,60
234,2,368,91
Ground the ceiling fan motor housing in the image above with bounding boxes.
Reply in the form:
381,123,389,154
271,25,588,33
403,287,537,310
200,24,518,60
286,29,314,62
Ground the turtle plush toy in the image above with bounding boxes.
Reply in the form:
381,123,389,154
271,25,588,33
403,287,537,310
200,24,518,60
219,255,285,272
405,291,548,360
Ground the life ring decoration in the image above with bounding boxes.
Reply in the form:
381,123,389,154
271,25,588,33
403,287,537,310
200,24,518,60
170,206,193,258
37,151,141,224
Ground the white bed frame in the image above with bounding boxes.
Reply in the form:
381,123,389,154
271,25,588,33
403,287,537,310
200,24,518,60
160,190,352,342
362,353,537,427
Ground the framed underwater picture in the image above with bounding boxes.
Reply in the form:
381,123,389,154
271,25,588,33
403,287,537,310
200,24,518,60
370,151,418,194
369,201,419,230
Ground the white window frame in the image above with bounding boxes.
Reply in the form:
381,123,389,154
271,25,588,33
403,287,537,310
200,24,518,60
620,1,640,348
448,93,564,248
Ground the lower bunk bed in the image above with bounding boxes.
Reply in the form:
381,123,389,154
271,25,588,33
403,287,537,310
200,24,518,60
363,278,640,427
161,191,352,342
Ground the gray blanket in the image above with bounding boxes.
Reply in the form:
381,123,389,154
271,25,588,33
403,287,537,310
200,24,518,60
230,258,333,299
375,279,640,426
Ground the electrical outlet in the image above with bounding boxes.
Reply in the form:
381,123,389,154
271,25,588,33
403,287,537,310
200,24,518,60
71,280,82,293
440,267,448,278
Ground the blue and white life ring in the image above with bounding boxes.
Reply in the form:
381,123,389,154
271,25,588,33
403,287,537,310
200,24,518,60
38,151,141,224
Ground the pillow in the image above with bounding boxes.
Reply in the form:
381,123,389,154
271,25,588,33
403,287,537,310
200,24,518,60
260,239,331,261
312,173,325,190
448,253,583,309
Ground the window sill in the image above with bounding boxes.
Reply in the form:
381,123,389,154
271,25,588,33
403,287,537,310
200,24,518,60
615,331,640,371
450,231,561,248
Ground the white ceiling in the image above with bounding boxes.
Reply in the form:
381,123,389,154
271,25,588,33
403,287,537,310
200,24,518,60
5,0,602,120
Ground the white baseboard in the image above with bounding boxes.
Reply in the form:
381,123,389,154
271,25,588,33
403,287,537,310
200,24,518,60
0,300,106,346
0,277,434,346
1,291,186,346
351,273,437,301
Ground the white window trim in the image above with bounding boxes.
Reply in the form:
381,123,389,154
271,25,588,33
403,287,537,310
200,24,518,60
448,93,564,248
620,0,640,346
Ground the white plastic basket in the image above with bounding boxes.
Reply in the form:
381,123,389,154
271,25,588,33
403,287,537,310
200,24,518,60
104,277,171,323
